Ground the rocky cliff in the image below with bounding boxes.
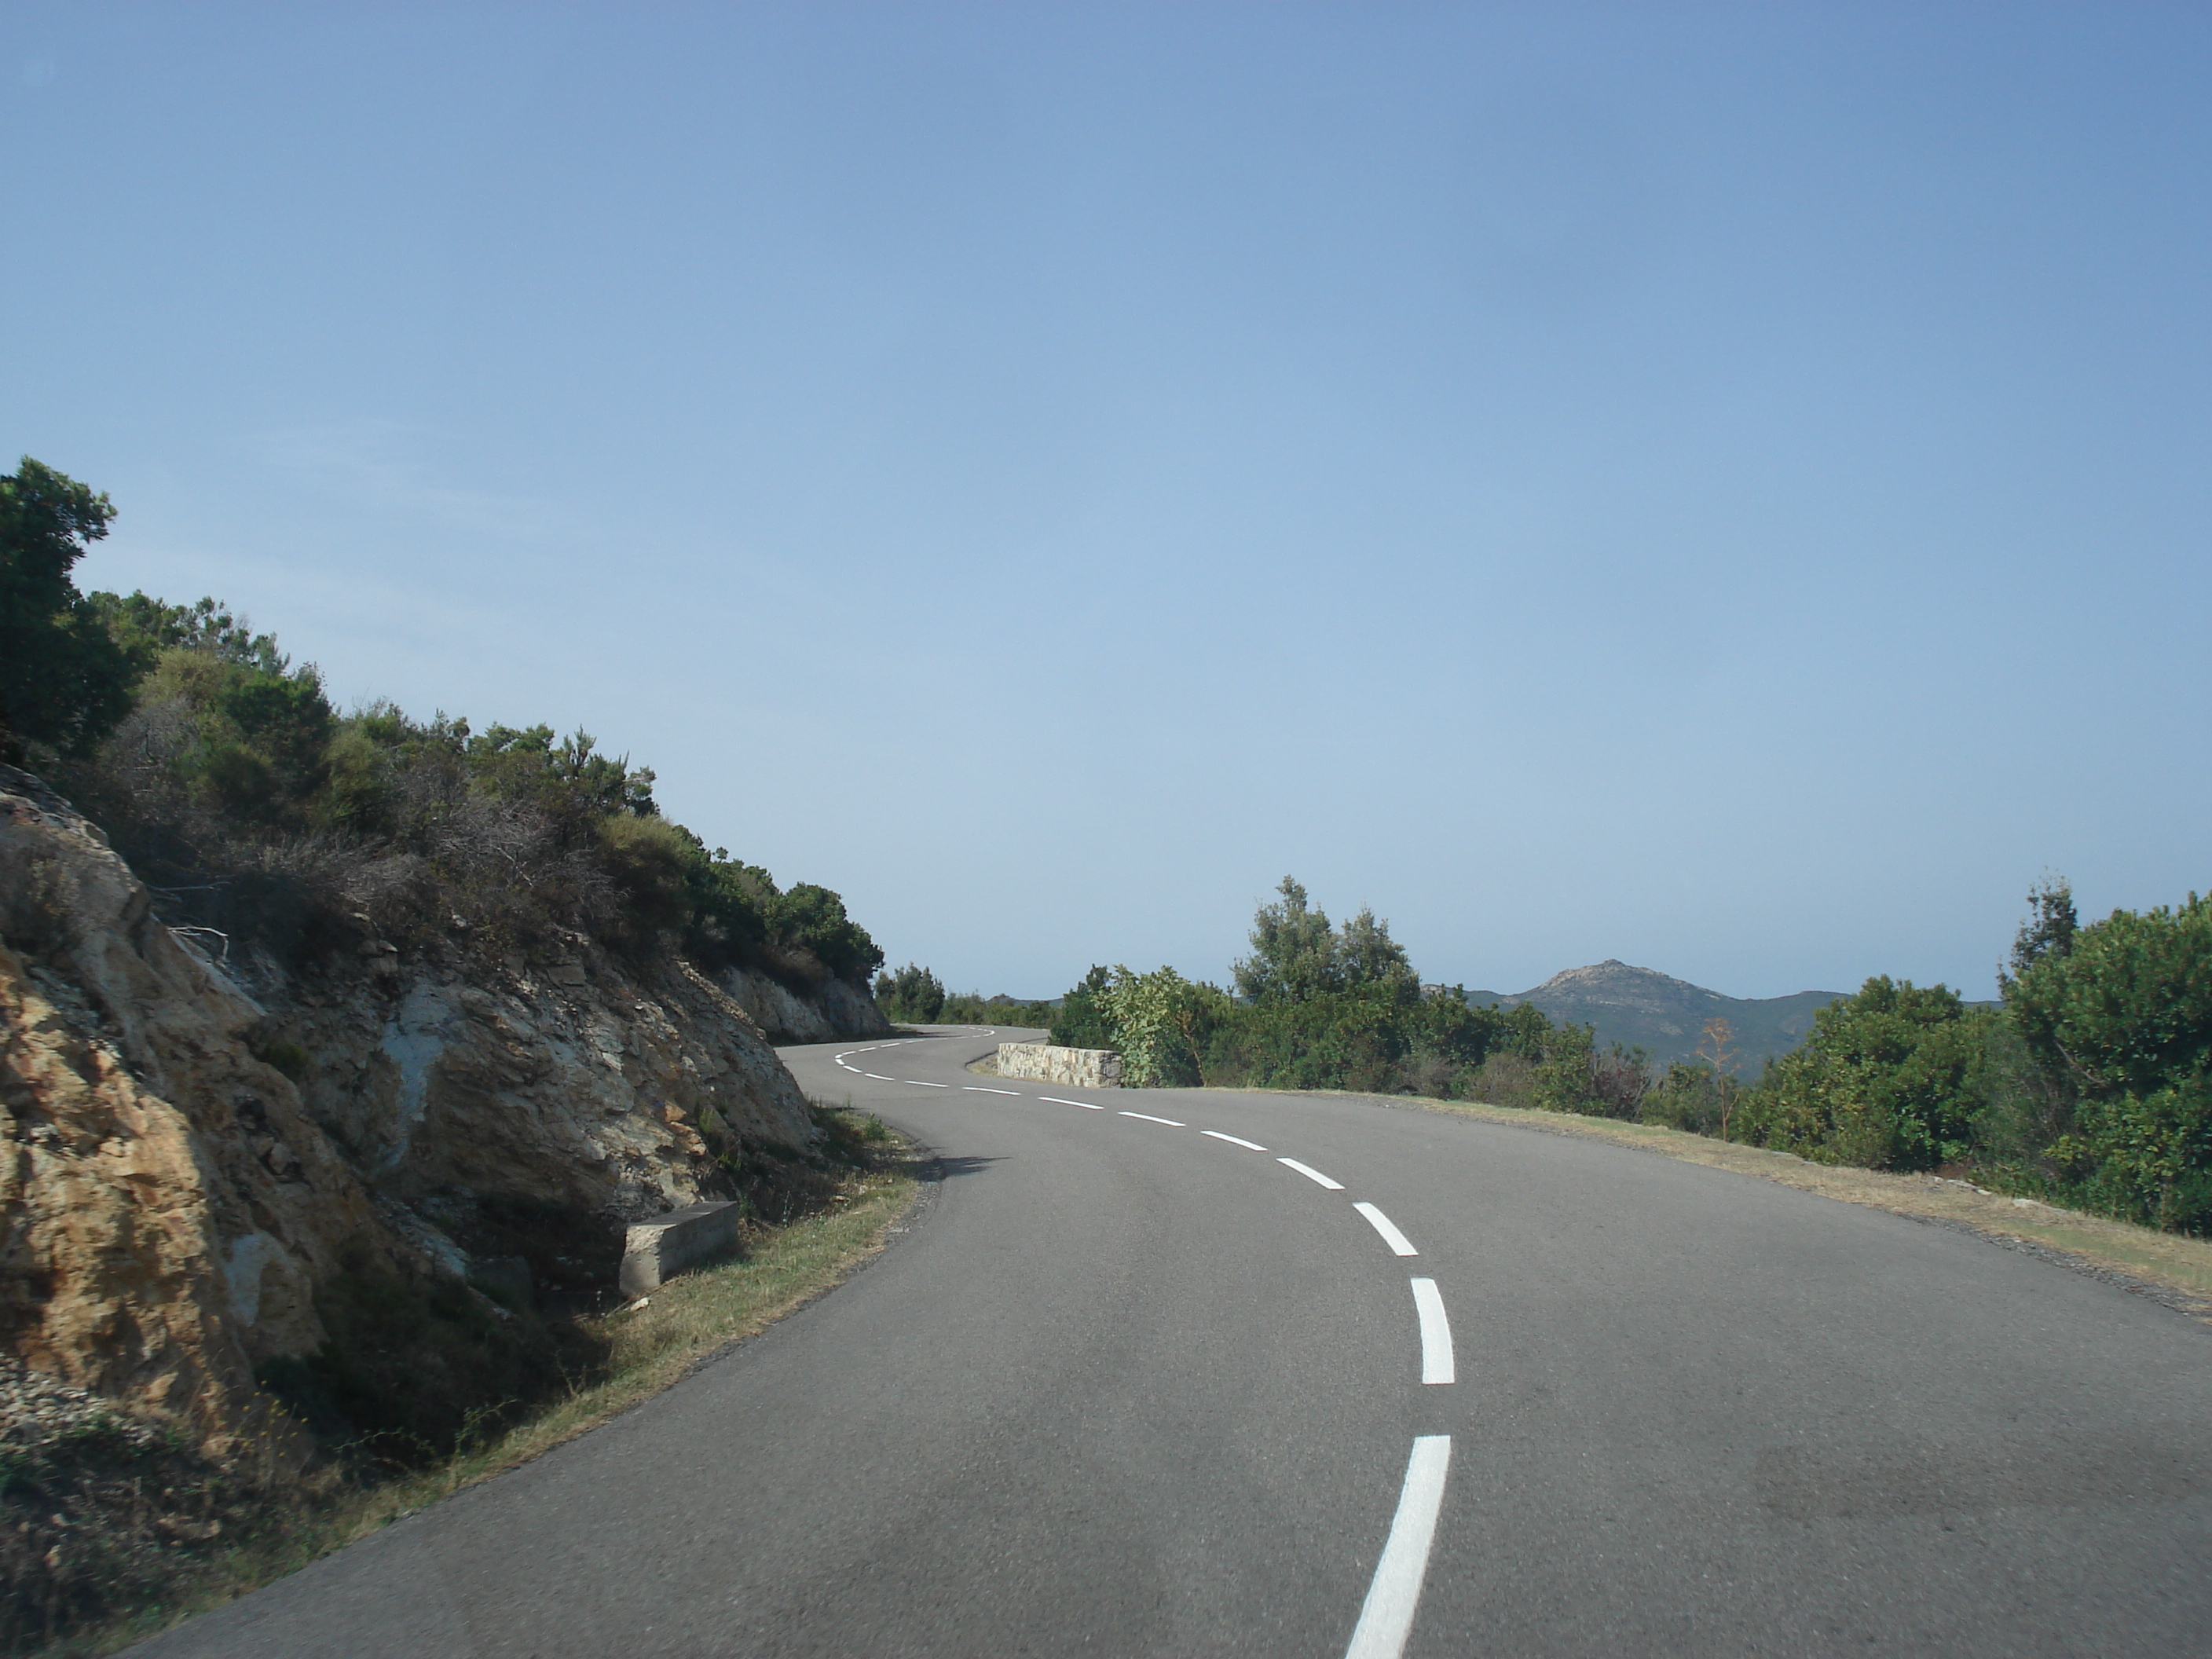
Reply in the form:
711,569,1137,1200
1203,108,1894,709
0,766,850,1453
717,963,890,1044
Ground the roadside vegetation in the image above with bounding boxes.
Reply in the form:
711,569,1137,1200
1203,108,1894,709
872,962,1055,1028
1066,875,2212,1238
0,457,881,991
6,1105,919,1657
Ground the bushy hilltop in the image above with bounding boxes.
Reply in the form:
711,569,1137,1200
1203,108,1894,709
2,458,884,1013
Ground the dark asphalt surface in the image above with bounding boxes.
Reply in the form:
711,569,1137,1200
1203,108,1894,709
135,1027,2212,1657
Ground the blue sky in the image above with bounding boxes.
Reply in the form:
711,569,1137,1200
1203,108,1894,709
7,2,2207,1000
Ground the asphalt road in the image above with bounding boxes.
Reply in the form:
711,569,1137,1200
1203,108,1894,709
137,1027,2212,1657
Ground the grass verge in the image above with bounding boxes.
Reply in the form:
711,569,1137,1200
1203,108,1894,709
47,1109,925,1657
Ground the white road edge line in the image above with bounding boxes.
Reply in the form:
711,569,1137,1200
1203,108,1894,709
1279,1158,1346,1191
1038,1097,1104,1110
1202,1130,1269,1151
1344,1435,1452,1659
1410,1279,1455,1385
1119,1111,1185,1126
1355,1203,1419,1257
963,1087,1021,1095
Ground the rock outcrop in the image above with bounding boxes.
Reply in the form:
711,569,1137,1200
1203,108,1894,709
0,768,393,1449
0,766,848,1451
716,965,890,1045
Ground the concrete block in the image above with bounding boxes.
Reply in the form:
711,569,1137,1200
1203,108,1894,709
618,1200,740,1299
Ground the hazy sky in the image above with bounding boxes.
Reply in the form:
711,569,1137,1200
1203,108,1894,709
7,3,2207,1000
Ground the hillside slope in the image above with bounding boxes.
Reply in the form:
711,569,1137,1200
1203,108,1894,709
0,765,826,1445
1465,960,1840,1072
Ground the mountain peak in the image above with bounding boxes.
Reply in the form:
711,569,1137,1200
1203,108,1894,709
1465,962,1846,1071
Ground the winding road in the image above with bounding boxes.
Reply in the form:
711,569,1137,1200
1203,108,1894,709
137,1027,2212,1656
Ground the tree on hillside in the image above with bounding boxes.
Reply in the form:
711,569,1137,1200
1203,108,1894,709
1233,876,1417,1004
874,964,947,1024
1738,976,1990,1170
90,591,288,676
2005,892,2212,1230
1336,904,1419,1002
2004,873,2078,987
0,459,144,758
1050,965,1117,1049
1236,877,1339,1001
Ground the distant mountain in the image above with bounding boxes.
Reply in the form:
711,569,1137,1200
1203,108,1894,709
1460,960,1843,1075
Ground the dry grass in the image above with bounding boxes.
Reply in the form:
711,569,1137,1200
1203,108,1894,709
64,1125,924,1656
1319,1089,2212,1321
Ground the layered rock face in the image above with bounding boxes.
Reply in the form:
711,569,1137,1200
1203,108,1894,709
717,965,890,1045
0,767,853,1449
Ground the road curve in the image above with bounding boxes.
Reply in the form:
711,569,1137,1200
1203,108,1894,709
135,1027,2212,1656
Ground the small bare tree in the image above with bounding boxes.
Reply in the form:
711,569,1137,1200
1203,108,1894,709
1697,1017,1739,1141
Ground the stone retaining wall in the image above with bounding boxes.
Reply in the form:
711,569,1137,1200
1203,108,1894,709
996,1042,1122,1090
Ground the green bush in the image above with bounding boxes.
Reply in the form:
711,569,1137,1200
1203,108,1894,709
0,458,145,760
595,812,698,946
2006,892,2212,1230
767,883,884,985
873,964,947,1024
1049,965,1116,1048
1643,1060,1745,1137
1734,977,1990,1170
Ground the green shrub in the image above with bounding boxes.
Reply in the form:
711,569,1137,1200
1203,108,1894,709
2006,892,2212,1230
1643,1060,1745,1137
595,812,697,947
1734,977,1990,1170
1049,965,1115,1048
0,458,144,760
874,964,947,1024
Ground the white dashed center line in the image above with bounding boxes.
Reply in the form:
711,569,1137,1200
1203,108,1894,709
1410,1278,1454,1384
1343,1435,1452,1659
1038,1097,1104,1109
906,1080,948,1087
963,1087,1021,1095
1354,1203,1419,1256
1119,1111,1185,1126
863,1073,892,1081
1202,1130,1268,1151
1279,1157,1346,1190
